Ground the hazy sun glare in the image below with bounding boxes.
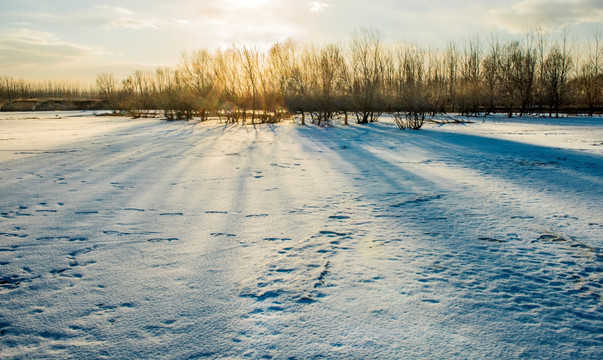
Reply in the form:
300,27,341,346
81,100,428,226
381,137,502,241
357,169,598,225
225,0,271,10
179,0,310,51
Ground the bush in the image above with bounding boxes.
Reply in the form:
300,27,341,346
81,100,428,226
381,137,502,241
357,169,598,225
161,90,198,121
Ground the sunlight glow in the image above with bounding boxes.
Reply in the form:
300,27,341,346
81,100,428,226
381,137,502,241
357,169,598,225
225,0,271,10
309,1,330,12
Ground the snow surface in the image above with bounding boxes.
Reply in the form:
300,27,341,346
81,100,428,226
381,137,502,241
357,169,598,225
0,111,602,359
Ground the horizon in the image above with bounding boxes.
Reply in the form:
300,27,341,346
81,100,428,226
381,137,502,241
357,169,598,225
1,0,602,84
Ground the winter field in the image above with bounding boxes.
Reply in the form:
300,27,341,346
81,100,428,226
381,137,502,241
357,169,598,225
0,111,602,359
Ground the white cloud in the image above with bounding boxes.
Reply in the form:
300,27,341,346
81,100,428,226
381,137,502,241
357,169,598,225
0,29,103,67
107,18,159,30
94,5,134,15
92,4,158,29
488,0,603,33
309,1,330,13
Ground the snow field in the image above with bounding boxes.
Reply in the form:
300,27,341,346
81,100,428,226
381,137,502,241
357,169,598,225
0,112,601,359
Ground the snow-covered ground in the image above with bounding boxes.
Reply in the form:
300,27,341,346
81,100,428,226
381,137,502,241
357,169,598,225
0,111,601,359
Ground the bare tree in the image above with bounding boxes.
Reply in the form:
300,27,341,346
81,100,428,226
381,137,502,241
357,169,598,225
578,30,601,115
154,67,174,96
177,49,217,120
543,29,573,117
266,39,299,121
118,70,158,117
518,35,537,116
443,42,459,112
392,44,430,130
426,48,445,114
284,45,315,125
498,40,536,117
236,46,262,124
96,73,116,107
308,44,348,126
349,28,385,123
483,35,500,114
213,48,244,123
1,75,17,102
459,37,483,115
534,26,549,115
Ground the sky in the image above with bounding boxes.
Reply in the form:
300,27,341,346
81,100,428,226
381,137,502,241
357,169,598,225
0,0,602,83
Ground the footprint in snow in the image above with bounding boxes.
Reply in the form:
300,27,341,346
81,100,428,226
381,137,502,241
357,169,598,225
68,236,88,242
102,230,132,236
390,193,442,207
328,215,350,220
422,299,440,304
318,230,349,237
147,237,179,242
263,237,292,241
211,233,236,237
0,272,38,290
0,232,28,239
479,237,505,243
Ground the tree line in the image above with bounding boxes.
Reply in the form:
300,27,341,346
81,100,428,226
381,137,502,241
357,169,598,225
1,28,601,128
0,77,96,102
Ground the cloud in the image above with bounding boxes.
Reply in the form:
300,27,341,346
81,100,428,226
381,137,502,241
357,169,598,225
184,1,312,48
488,0,603,33
92,4,159,29
309,1,331,12
0,29,102,68
107,18,159,29
93,5,134,15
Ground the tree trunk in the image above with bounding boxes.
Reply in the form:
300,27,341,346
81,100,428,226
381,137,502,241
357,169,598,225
357,112,369,124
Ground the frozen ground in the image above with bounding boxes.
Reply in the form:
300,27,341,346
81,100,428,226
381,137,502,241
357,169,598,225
0,112,601,359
